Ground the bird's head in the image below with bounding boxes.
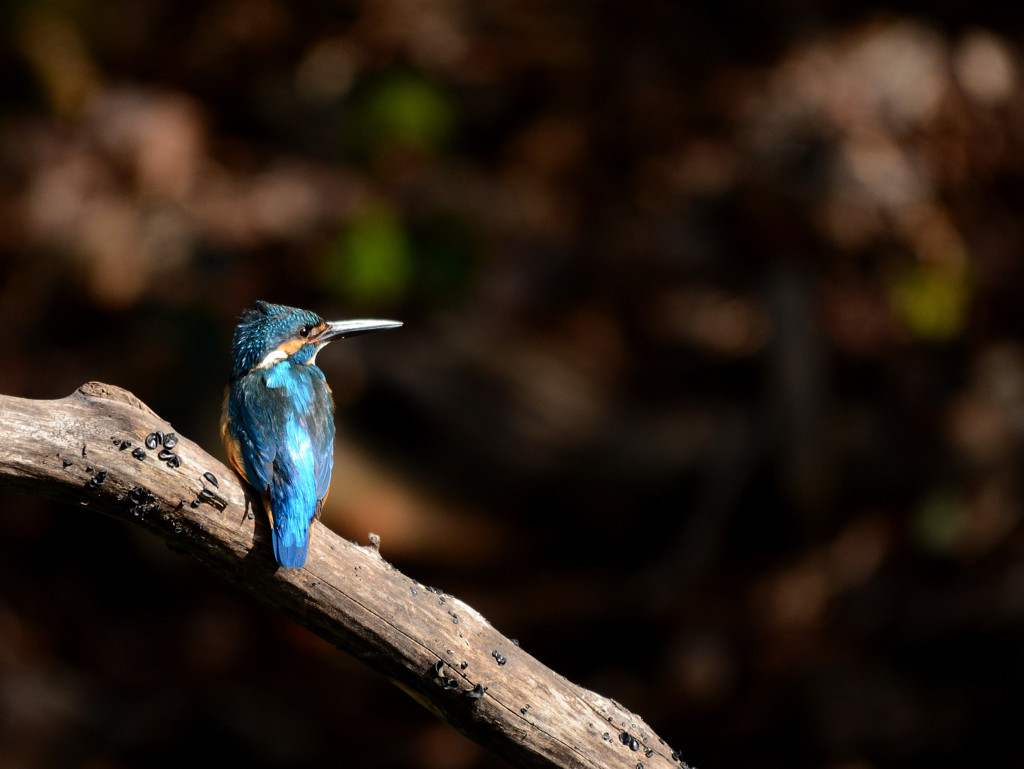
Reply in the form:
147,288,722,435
229,300,402,381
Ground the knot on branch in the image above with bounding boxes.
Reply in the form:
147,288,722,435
77,381,160,416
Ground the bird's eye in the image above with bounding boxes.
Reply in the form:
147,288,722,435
299,325,312,338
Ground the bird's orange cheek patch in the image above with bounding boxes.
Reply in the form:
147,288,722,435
277,338,305,356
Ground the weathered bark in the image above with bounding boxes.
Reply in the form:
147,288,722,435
0,382,688,769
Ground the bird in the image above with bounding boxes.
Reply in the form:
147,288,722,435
221,300,402,568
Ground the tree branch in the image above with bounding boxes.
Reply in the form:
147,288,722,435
0,382,689,769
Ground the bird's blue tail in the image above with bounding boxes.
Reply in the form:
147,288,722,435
272,523,310,568
268,470,317,569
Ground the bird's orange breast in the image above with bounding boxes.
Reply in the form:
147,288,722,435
220,396,249,486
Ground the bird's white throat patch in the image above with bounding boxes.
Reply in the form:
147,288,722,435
256,349,288,369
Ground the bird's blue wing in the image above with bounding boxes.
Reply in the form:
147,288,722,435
225,376,277,492
306,368,335,504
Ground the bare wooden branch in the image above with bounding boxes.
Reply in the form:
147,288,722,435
0,383,688,769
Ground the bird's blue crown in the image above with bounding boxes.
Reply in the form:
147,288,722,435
230,300,324,381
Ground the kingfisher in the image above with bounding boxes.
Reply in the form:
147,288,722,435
221,300,402,568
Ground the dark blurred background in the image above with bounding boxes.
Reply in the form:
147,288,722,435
3,1,1024,767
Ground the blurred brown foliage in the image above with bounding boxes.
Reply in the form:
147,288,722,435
4,2,1024,768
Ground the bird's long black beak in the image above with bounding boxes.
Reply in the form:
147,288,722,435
319,318,403,342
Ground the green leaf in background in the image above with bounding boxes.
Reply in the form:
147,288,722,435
354,72,456,157
911,486,964,557
888,261,971,342
323,203,414,308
